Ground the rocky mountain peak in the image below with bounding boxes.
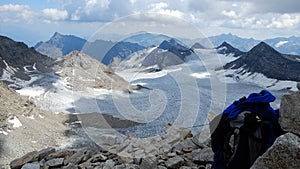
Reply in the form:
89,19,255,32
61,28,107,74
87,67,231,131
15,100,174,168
248,41,280,55
34,32,87,58
51,32,63,39
216,41,245,57
191,42,206,49
219,41,231,47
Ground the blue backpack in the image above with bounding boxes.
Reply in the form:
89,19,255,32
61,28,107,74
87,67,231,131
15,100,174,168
210,90,283,169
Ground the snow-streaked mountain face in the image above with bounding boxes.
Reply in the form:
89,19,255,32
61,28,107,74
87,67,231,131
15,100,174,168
216,41,245,57
0,35,53,89
223,42,300,82
141,39,194,68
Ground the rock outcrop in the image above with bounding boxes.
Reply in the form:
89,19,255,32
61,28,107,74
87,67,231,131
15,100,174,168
280,85,300,135
251,133,300,169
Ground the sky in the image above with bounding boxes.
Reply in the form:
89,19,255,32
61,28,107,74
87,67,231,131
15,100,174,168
0,0,299,46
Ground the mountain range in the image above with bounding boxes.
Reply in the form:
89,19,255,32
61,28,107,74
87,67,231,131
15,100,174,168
35,32,300,58
1,32,300,92
0,35,136,92
37,32,145,65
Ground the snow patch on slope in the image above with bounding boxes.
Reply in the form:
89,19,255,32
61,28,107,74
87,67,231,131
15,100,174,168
8,116,22,128
217,67,297,91
275,41,289,48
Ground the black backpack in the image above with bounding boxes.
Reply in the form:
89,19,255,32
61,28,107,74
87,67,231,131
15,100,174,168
210,91,283,169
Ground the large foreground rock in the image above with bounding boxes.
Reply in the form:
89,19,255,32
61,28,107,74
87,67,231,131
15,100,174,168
280,90,300,134
251,133,300,169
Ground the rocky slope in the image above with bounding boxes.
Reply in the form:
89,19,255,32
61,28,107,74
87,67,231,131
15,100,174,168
53,50,135,92
0,35,53,87
0,81,72,166
9,125,213,169
223,42,300,81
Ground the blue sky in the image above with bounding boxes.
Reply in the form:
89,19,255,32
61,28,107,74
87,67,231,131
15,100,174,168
0,0,59,10
0,0,299,46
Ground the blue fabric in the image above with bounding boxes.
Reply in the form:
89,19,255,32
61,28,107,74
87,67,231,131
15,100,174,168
212,90,280,169
222,90,278,123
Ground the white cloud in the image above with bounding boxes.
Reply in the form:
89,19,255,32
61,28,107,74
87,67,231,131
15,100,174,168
42,8,68,21
1,0,300,45
269,14,300,28
222,10,238,18
0,4,27,11
147,2,185,19
0,4,34,22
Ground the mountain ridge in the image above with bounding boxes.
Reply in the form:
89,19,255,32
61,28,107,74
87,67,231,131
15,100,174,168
223,41,300,81
216,41,246,57
0,35,53,86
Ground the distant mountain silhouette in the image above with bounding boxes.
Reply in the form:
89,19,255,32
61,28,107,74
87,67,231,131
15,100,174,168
123,32,172,47
142,38,193,68
35,32,87,58
191,42,206,49
224,42,300,81
83,40,145,65
216,41,245,57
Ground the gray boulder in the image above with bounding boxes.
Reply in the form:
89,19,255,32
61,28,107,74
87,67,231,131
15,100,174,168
165,156,185,169
251,133,300,169
10,151,39,169
21,163,40,169
38,147,55,161
280,91,300,134
192,148,214,163
45,158,64,167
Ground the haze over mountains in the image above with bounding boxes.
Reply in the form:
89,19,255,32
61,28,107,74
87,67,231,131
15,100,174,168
35,32,300,61
29,31,300,87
